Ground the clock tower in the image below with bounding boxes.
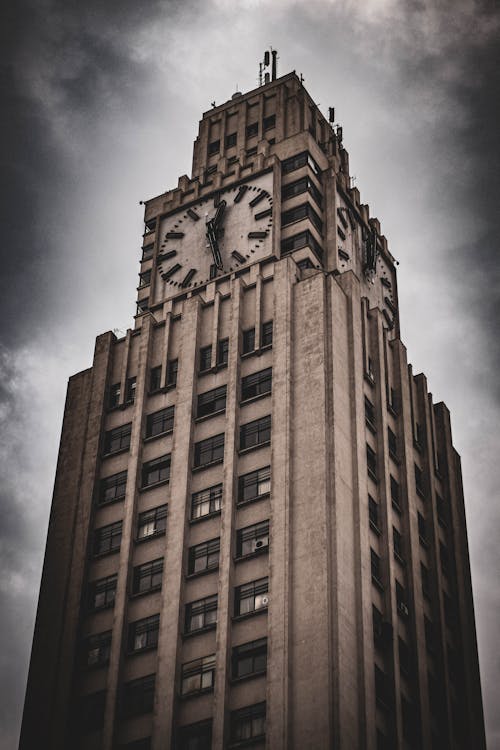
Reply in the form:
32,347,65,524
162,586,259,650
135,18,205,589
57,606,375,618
20,64,485,750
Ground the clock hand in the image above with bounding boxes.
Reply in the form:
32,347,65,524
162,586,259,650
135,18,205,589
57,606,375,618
206,219,223,270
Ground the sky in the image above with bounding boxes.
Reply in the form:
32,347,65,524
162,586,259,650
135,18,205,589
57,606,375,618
1,0,499,746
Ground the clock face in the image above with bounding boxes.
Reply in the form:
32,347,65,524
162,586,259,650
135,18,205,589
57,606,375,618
157,173,273,291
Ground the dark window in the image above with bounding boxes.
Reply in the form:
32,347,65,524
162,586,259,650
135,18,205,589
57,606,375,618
181,654,216,696
217,338,229,366
197,386,227,418
297,257,315,270
93,521,122,556
399,637,411,676
246,146,257,157
393,527,404,561
132,558,164,595
402,697,417,741
146,407,174,438
177,721,212,750
230,702,266,744
109,382,121,408
374,666,390,710
396,580,409,616
78,690,106,732
369,495,380,532
232,637,267,679
444,592,457,631
142,243,154,260
166,358,178,386
390,475,401,511
424,615,435,654
282,151,320,176
263,114,276,130
415,422,423,446
418,512,428,545
241,368,272,401
439,541,450,577
388,427,397,459
128,614,160,653
421,562,430,598
208,139,220,155
103,423,132,454
137,298,149,315
240,415,271,451
280,230,323,263
282,176,322,209
389,386,398,413
238,466,271,504
246,122,259,137
281,202,323,234
137,504,168,540
237,520,269,557
199,345,212,372
144,218,156,234
141,454,171,487
185,594,218,633
261,320,273,347
371,549,382,586
121,674,155,718
235,577,268,616
365,397,376,430
436,495,447,527
125,377,136,404
372,605,384,646
88,574,117,612
83,630,112,668
139,269,151,288
366,445,377,481
191,483,223,520
150,366,162,392
188,538,220,574
415,464,425,497
225,132,237,148
242,327,256,354
98,471,127,506
194,433,225,468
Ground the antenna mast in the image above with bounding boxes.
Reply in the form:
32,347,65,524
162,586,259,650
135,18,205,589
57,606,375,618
259,47,278,86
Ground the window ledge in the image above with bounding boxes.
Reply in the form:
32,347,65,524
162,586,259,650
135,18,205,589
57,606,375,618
394,552,406,567
95,496,126,509
143,430,173,444
389,452,400,465
228,734,266,748
179,686,214,701
371,575,384,592
413,439,423,453
369,521,381,536
88,604,115,614
102,446,130,459
236,493,270,508
129,586,162,600
189,509,222,525
230,669,267,685
92,547,121,560
182,623,217,639
135,530,166,545
392,501,402,515
365,419,377,435
198,363,228,377
364,372,376,387
241,344,273,360
416,488,426,500
388,404,399,418
148,383,176,396
234,546,269,563
195,409,226,424
186,565,219,580
238,441,271,456
232,608,268,623
419,536,429,549
192,458,224,473
127,644,158,658
367,469,378,483
240,392,271,407
139,478,170,493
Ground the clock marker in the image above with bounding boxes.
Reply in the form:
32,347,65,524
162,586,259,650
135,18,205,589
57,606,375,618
165,231,184,239
187,208,200,221
162,263,182,280
157,250,177,263
381,277,392,289
234,185,248,203
231,250,246,264
254,208,272,221
181,268,197,287
248,231,268,239
249,191,268,207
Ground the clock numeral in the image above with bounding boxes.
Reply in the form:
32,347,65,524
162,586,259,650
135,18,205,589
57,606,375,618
231,250,246,264
384,296,397,314
234,185,248,204
338,248,350,261
187,208,200,221
162,263,182,280
254,208,272,221
249,191,268,208
181,268,197,287
248,231,268,239
381,277,392,289
157,250,177,263
165,231,184,239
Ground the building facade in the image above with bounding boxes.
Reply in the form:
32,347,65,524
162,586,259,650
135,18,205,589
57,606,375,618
20,71,485,749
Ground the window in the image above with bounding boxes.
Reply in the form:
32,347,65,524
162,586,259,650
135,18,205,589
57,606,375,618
78,691,106,732
297,257,314,270
242,327,256,354
366,444,377,481
421,562,430,599
246,122,259,137
144,218,156,234
121,674,155,718
109,382,121,408
88,574,117,611
188,538,220,574
103,423,132,454
281,230,323,262
141,455,171,487
217,338,229,366
177,721,212,749
414,422,423,447
83,630,112,668
371,549,382,587
197,385,227,418
226,132,237,148
150,366,162,392
132,558,164,595
125,376,136,403
166,358,178,386
282,176,323,209
393,527,404,561
139,269,151,288
235,577,269,616
128,614,160,653
388,427,398,460
281,202,323,234
389,386,398,413
136,298,149,315
238,466,271,504
185,594,218,633
230,702,266,744
142,243,154,260
181,654,216,696
415,464,425,497
232,637,267,679
98,471,127,506
146,407,174,438
418,512,428,545
365,397,375,430
261,320,273,347
369,495,380,532
396,580,409,616
390,475,401,511
241,368,272,402
236,520,269,557
137,504,167,539
240,415,271,451
399,637,411,677
208,139,220,155
263,114,275,130
199,345,212,372
93,521,122,556
191,483,223,520
281,150,320,176
194,433,225,468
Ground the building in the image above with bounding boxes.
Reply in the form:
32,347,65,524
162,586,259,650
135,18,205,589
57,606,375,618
20,64,486,750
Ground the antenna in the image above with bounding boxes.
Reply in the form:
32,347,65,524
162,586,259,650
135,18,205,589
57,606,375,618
259,47,278,85
328,107,335,123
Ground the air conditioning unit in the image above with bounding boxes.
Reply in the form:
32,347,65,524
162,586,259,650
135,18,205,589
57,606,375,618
261,595,269,607
252,537,269,553
398,602,409,618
